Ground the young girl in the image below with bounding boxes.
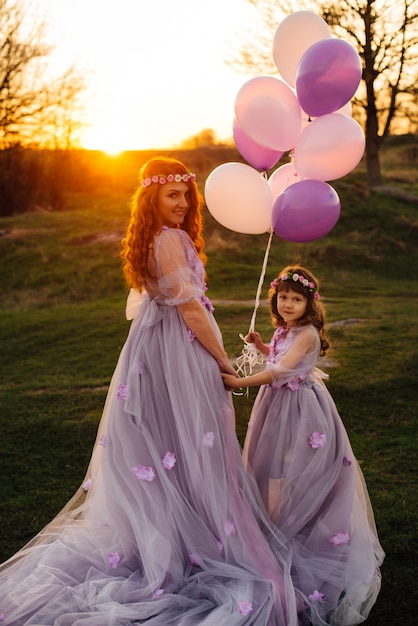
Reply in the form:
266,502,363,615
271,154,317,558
223,265,385,626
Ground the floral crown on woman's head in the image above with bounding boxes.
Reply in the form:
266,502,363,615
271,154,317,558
270,271,320,300
141,172,196,188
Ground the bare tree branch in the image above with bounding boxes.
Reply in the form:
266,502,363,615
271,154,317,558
0,0,85,148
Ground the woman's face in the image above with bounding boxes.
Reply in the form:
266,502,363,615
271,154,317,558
157,182,191,227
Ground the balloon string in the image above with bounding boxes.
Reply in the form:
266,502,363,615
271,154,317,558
233,228,274,397
249,227,273,333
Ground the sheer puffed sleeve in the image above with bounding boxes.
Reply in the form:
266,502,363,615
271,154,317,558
152,229,205,306
266,326,321,389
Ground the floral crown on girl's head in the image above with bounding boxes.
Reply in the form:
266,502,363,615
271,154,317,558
270,271,320,300
141,172,196,188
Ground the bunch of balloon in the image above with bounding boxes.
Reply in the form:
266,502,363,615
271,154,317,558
204,10,365,243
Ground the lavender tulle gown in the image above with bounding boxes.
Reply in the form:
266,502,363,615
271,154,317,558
243,325,385,625
0,228,300,625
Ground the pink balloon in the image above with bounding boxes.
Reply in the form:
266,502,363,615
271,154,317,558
272,11,331,87
301,100,353,130
272,179,340,243
234,76,302,151
233,119,283,171
294,114,365,181
204,162,273,234
268,163,301,200
296,39,362,117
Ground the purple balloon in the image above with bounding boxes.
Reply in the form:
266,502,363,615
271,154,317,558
272,179,340,242
296,39,362,117
233,119,284,170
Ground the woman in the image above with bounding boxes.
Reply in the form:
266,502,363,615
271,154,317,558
0,157,298,625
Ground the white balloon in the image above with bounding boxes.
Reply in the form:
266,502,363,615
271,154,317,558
204,163,273,234
272,11,331,87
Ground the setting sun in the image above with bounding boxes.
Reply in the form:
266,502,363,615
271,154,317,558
38,0,255,152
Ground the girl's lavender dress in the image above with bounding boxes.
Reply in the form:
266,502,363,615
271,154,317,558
0,228,300,625
243,324,385,625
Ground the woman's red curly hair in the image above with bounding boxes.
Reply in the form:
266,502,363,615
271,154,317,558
121,156,206,291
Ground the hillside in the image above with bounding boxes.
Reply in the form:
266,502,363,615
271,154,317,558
0,137,417,625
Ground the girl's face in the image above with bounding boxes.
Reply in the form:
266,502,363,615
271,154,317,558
277,288,308,327
157,182,191,227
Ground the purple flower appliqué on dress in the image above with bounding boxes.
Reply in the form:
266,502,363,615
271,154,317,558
186,326,196,342
202,431,215,448
83,478,92,491
152,588,165,600
267,327,288,363
108,552,120,568
189,552,201,566
223,519,237,536
116,384,128,400
343,456,352,466
200,293,214,313
131,465,156,482
162,451,176,470
99,434,107,447
309,432,327,448
309,590,325,602
238,601,254,616
330,530,350,546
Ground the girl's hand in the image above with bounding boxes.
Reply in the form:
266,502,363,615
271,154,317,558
245,331,270,356
246,331,263,349
222,372,243,389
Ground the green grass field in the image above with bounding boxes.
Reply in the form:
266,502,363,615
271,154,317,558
0,142,417,624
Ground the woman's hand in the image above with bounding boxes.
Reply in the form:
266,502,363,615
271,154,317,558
222,372,243,389
217,358,240,377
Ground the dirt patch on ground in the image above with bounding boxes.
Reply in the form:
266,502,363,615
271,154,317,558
0,228,51,238
372,184,418,204
70,232,124,246
0,228,124,245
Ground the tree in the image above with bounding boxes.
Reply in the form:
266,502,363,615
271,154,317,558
178,129,218,149
0,0,84,148
0,0,85,214
227,0,418,187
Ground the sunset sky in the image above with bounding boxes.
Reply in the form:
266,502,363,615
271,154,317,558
37,0,262,153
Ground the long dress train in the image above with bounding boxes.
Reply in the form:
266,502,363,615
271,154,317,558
0,228,299,625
